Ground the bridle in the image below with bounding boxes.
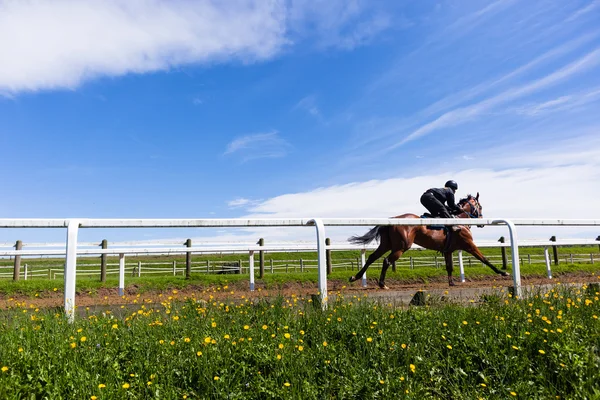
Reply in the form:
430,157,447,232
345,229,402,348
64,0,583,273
459,197,482,219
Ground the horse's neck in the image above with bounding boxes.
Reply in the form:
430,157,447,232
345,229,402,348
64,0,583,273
457,209,471,218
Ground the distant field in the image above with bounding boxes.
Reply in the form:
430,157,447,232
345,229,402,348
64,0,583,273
0,245,598,296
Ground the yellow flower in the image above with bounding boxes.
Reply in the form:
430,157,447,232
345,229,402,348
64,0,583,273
243,325,250,330
184,338,191,343
147,381,152,386
510,392,517,396
18,348,23,352
300,330,305,335
401,343,407,349
204,337,211,344
284,382,290,387
1,366,8,372
284,333,291,339
173,316,179,321
277,354,282,360
539,350,546,354
410,364,416,373
379,380,385,384
98,384,106,389
447,345,452,349
159,340,165,344
462,321,468,325
298,346,304,351
323,341,328,347
262,325,268,330
70,343,77,349
80,336,87,342
512,346,519,350
366,337,373,343
197,351,202,356
278,343,284,349
170,341,175,346
214,376,220,381
224,334,230,339
112,324,118,329
122,383,130,389
211,322,217,328
481,383,486,387
91,396,97,400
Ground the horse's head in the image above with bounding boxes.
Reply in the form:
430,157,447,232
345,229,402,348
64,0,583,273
458,192,484,227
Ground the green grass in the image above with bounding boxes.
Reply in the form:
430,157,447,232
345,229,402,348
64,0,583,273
1,286,599,399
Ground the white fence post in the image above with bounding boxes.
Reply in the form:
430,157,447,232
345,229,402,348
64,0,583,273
458,250,465,283
249,251,255,291
119,253,125,296
24,263,28,280
138,261,141,277
360,249,367,288
544,247,552,279
502,219,521,298
309,219,327,309
64,219,81,323
172,260,176,276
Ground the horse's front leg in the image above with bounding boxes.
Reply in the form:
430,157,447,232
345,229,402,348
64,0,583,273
444,252,455,286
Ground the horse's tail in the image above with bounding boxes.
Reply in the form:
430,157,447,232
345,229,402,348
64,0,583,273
348,226,384,245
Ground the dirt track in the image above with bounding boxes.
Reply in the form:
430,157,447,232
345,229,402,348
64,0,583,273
2,271,598,310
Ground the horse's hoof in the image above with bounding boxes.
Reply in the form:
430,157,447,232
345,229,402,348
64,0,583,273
448,281,456,287
501,272,510,277
349,276,356,283
378,282,389,290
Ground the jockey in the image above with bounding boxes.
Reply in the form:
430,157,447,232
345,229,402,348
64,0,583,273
420,180,463,231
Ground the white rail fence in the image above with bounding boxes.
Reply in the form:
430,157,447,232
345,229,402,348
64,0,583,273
0,218,598,321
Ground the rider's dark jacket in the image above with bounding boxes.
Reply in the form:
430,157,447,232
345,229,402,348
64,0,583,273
424,188,462,214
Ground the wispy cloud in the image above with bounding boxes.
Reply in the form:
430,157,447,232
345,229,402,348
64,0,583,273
565,0,600,22
227,198,252,208
390,47,600,149
294,95,321,118
224,131,291,162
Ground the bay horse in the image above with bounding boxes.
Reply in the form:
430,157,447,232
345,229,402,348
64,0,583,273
348,193,510,288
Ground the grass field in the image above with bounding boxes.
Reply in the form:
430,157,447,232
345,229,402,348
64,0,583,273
0,284,598,399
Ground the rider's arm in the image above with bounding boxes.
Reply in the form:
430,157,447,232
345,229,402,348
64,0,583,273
446,191,462,213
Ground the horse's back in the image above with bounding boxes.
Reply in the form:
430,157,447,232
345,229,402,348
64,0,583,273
390,213,420,219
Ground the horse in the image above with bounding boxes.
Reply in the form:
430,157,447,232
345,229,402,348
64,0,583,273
348,193,510,288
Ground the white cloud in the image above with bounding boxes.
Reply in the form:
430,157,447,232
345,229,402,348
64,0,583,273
0,0,395,95
224,137,600,242
0,0,287,94
224,131,290,162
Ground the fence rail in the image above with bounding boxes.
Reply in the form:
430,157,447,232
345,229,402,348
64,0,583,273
0,217,599,320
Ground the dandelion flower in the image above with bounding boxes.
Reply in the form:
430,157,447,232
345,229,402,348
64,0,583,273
510,392,517,396
298,346,304,352
323,341,328,347
462,321,468,325
197,351,202,356
284,382,290,387
410,364,416,373
122,383,130,389
262,325,268,330
279,344,284,349
243,325,250,330
98,384,106,389
447,345,452,349
1,367,8,372
366,337,373,343
379,380,385,384
214,376,220,381
539,350,546,355
284,333,291,339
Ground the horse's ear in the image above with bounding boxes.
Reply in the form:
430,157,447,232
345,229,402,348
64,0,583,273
476,192,480,200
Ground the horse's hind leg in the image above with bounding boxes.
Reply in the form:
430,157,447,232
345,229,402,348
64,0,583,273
350,244,389,283
444,252,455,286
379,250,404,289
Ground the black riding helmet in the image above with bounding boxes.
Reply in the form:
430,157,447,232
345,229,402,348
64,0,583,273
445,180,458,192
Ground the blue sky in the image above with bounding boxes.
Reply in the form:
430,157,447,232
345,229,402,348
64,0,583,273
1,0,599,245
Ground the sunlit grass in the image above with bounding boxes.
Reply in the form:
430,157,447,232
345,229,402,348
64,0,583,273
1,286,599,399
